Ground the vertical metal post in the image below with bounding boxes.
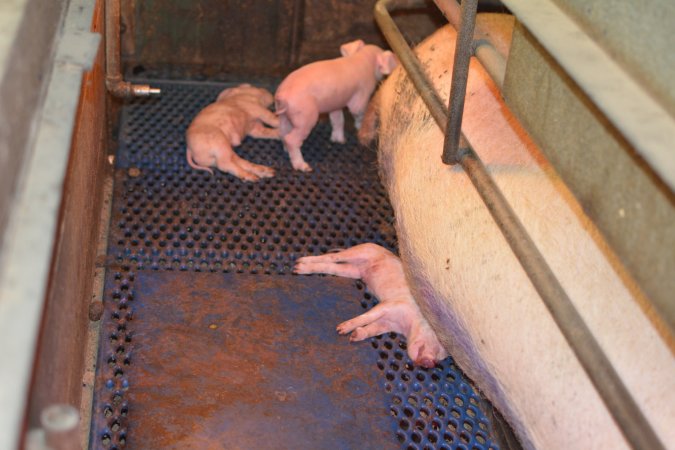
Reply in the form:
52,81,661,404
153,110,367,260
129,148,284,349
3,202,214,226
442,0,478,164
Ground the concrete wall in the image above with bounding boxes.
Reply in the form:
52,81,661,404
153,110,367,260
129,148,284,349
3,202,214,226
0,0,68,256
27,0,109,430
0,0,105,447
552,0,675,118
503,3,675,333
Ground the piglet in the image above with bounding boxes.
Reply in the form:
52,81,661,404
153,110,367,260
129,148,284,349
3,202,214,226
293,243,448,368
186,83,279,182
275,40,398,171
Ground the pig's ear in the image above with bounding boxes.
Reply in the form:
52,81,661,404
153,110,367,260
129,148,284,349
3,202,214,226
376,51,399,76
340,40,365,57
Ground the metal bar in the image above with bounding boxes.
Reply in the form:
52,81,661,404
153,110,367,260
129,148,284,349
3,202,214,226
105,0,160,98
433,0,507,90
442,0,478,164
374,0,447,128
461,153,665,450
374,1,666,449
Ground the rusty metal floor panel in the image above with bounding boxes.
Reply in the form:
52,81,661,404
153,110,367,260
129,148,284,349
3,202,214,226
122,272,394,449
90,79,508,450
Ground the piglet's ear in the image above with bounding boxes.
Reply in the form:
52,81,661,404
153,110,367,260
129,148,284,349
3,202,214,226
217,89,235,101
376,50,399,76
340,39,365,57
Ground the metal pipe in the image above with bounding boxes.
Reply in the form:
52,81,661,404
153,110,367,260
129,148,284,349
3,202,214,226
433,0,507,89
374,1,666,449
442,0,478,164
375,0,447,127
105,0,160,98
474,40,506,89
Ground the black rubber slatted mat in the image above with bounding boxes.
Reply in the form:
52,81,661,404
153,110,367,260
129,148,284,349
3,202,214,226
90,80,506,450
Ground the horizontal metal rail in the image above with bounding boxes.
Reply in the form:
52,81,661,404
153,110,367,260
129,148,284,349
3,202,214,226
374,1,665,449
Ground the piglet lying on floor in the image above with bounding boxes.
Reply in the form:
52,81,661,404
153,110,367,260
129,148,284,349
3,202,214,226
186,83,279,182
294,243,447,368
275,40,397,172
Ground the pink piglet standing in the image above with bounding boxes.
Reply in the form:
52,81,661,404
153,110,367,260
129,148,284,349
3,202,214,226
274,40,398,171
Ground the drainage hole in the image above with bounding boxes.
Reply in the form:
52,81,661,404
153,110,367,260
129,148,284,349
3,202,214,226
463,420,474,432
414,420,425,431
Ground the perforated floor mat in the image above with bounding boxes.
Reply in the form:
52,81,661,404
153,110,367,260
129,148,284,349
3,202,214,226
121,272,395,449
90,80,509,449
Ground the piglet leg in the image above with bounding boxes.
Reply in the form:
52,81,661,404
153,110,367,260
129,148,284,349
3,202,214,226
249,122,280,140
215,145,275,182
329,110,346,144
294,243,448,368
279,115,313,172
249,104,281,130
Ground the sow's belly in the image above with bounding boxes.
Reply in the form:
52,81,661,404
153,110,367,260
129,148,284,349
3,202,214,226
371,23,675,450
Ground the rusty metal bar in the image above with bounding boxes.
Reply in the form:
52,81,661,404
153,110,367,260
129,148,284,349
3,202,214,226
105,0,160,98
442,0,478,164
374,1,666,449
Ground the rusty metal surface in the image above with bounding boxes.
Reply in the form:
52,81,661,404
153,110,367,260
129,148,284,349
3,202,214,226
90,79,508,449
121,1,444,79
124,0,299,78
120,272,395,448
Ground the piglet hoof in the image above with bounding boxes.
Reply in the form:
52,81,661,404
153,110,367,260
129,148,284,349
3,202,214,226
330,133,346,144
292,161,313,172
250,165,275,180
416,356,437,369
237,172,261,183
335,323,349,335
